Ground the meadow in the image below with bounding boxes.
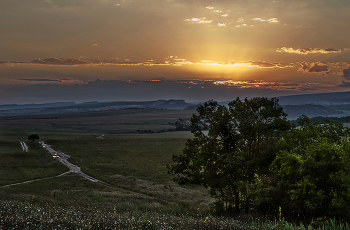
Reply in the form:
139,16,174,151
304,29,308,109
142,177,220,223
0,109,349,229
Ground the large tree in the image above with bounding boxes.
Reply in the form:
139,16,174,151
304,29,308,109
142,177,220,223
272,116,350,219
167,97,290,213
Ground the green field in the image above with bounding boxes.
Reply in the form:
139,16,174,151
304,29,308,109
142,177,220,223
1,109,349,229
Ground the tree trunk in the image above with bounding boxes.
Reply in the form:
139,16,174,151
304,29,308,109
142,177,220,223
234,188,240,214
244,195,249,213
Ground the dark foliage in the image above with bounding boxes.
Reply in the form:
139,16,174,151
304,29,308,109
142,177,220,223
167,97,290,214
28,134,40,142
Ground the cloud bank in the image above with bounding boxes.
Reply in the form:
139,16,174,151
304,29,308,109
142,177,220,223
278,47,342,55
0,57,294,69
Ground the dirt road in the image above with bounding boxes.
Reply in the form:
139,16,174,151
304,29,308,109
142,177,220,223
39,141,99,182
20,141,28,152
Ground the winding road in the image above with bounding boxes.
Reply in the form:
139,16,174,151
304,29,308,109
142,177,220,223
39,141,99,182
2,140,171,203
2,141,101,188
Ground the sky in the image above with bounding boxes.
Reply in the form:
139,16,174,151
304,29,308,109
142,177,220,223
1,0,350,104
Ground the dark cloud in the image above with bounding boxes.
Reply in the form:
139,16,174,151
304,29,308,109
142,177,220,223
338,66,350,79
278,47,342,54
0,60,27,65
10,61,26,64
298,62,333,75
19,78,62,82
338,81,350,87
31,58,88,65
17,78,85,84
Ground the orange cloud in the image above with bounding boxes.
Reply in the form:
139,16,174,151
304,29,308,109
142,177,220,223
277,47,341,54
212,80,331,91
0,57,295,69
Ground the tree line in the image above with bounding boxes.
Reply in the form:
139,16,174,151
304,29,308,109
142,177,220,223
167,97,350,222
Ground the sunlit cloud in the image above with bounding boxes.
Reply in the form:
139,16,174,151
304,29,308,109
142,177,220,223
221,14,228,17
267,18,278,23
218,23,226,27
212,80,331,91
235,24,252,27
176,59,293,68
205,6,214,10
252,17,278,23
91,79,333,92
185,17,212,23
214,10,222,13
253,18,265,22
277,47,342,54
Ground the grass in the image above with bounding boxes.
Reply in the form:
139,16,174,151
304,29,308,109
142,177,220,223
0,140,68,186
45,133,191,184
1,109,350,229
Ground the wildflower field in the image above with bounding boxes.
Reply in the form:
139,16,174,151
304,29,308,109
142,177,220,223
1,109,350,229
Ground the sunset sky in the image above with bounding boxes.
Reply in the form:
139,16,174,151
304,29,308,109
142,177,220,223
1,0,350,104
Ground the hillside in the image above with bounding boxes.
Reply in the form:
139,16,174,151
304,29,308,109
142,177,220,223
0,99,193,117
276,91,350,105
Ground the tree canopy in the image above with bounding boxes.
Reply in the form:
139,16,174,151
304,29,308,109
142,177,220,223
28,134,40,142
272,116,350,220
167,97,290,214
168,98,350,221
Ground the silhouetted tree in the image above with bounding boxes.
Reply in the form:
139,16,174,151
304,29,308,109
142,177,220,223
28,134,40,142
168,97,290,214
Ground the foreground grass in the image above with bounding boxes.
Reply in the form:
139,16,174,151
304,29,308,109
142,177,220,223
1,198,349,229
0,174,252,229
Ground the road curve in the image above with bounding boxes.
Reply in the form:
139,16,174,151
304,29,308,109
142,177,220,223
40,141,99,182
20,141,28,152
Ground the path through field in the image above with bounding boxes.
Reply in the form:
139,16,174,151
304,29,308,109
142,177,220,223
40,141,99,182
3,140,213,206
2,141,100,187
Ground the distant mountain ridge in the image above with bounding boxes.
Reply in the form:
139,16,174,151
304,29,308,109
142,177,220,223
3,90,350,118
276,91,350,105
0,100,193,117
